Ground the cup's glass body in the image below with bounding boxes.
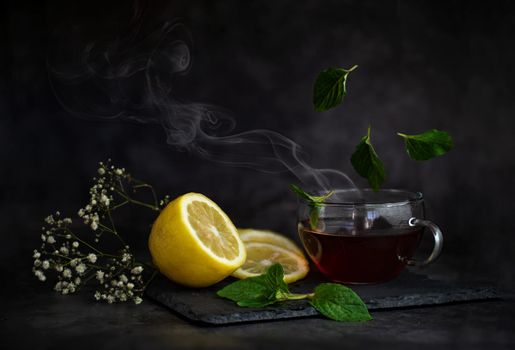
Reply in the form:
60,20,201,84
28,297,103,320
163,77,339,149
297,189,441,284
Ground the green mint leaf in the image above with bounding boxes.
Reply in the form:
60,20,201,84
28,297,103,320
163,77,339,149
397,129,454,161
289,184,334,204
265,263,289,294
313,65,358,112
350,126,385,192
217,275,276,305
290,185,334,230
217,264,288,307
289,184,314,202
309,206,321,229
310,283,372,322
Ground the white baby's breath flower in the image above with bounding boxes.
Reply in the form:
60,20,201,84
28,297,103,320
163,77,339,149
131,266,143,275
34,270,46,281
100,194,110,207
36,160,157,305
75,263,86,274
96,270,105,280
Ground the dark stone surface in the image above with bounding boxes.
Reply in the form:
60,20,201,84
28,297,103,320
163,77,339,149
2,273,515,350
146,271,499,325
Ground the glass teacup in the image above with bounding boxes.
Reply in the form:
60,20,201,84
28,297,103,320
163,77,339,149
297,189,443,284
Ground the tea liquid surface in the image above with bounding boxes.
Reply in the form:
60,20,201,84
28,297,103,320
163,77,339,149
299,218,423,284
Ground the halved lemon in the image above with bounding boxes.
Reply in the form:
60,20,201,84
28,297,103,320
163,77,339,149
148,193,246,287
238,228,305,258
231,242,309,283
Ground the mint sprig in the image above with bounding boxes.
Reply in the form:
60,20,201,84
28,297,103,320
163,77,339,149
290,184,334,229
397,129,454,161
313,65,358,112
216,264,290,307
350,125,385,192
217,264,372,322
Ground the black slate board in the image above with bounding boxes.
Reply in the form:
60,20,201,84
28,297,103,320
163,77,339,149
146,271,499,325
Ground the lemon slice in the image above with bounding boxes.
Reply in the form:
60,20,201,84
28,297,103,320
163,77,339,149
148,193,246,287
238,228,305,258
231,242,309,283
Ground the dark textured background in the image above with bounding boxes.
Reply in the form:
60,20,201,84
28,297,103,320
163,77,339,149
2,0,515,289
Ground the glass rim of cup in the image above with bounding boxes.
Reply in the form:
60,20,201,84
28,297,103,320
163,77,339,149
303,188,424,208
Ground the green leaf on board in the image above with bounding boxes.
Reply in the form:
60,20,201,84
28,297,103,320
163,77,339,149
310,283,372,322
217,264,372,322
217,264,288,307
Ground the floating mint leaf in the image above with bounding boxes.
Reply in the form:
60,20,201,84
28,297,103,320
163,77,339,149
350,126,385,192
313,65,358,112
310,283,372,322
397,129,453,161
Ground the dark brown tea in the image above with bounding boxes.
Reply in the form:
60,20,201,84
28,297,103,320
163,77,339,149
299,218,423,284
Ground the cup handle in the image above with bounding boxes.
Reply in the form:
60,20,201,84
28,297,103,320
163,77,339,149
405,217,444,267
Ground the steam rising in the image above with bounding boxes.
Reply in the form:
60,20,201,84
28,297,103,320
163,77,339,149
49,21,356,191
